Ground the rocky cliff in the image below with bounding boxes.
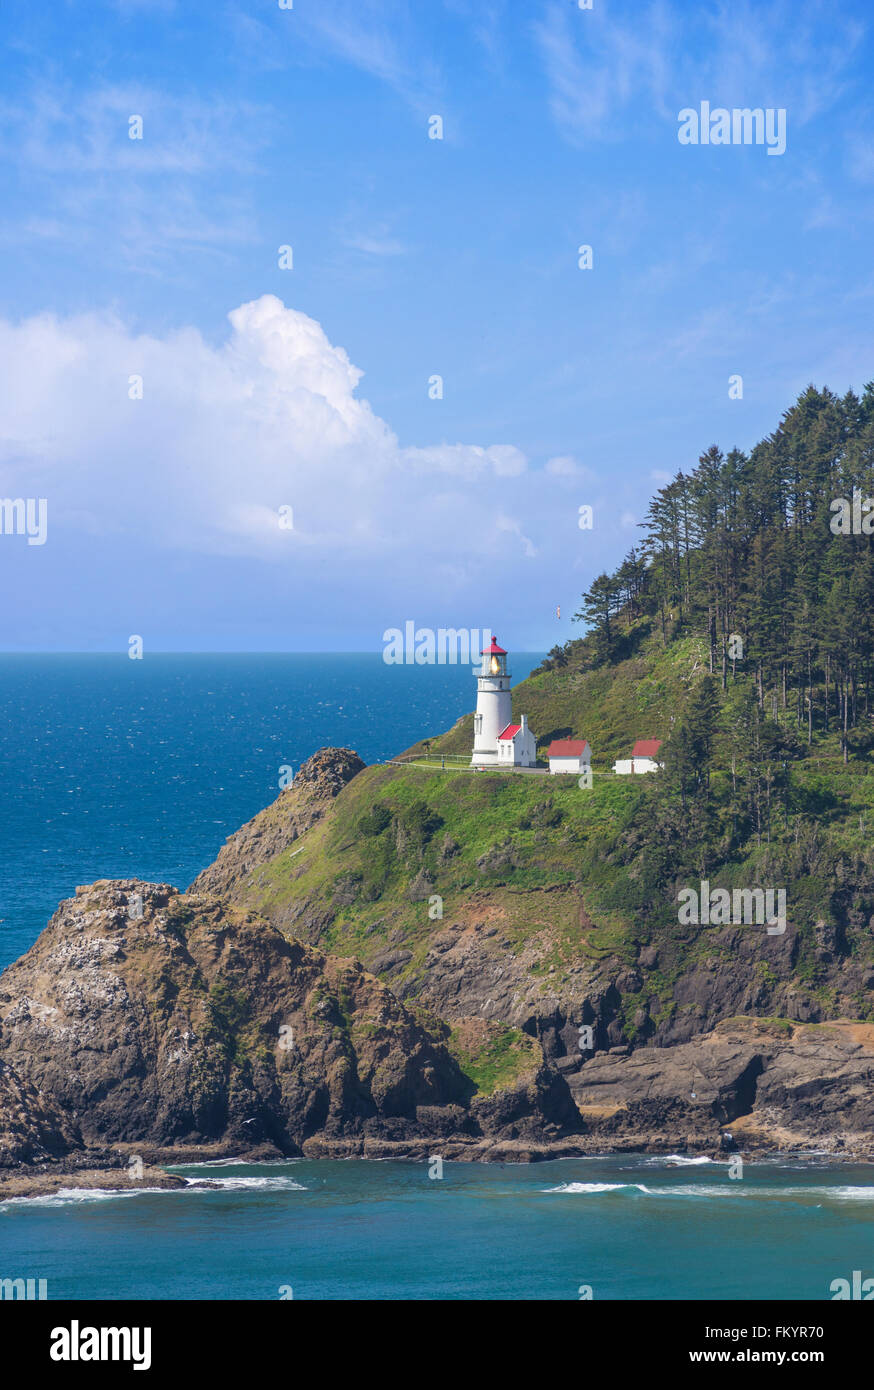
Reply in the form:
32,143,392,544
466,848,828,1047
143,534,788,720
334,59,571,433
3,744,874,1188
178,746,874,1159
0,875,577,1181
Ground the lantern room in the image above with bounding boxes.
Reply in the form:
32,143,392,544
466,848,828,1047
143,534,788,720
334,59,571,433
480,636,508,678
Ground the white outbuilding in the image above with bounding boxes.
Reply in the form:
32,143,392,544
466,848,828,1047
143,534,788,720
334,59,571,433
496,714,537,768
613,739,663,775
547,739,591,775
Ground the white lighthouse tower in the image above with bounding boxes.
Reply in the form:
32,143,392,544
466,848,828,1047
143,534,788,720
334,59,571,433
470,636,513,766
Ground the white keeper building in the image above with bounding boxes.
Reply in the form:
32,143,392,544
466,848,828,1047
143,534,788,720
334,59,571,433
613,739,663,775
547,739,591,775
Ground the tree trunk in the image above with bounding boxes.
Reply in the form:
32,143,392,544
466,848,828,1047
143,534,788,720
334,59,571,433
843,676,849,764
825,654,830,732
721,639,727,692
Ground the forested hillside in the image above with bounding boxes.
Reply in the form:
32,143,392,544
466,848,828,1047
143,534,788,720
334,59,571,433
529,383,874,835
577,384,874,721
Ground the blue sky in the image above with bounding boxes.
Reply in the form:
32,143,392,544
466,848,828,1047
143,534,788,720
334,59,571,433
1,0,873,651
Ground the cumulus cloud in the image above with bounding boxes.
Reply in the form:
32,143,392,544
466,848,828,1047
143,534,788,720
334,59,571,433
545,454,597,481
0,294,530,568
405,442,527,477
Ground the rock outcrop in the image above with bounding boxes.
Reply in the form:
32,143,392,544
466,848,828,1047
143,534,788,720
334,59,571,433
0,878,576,1168
566,1017,874,1152
0,1059,77,1166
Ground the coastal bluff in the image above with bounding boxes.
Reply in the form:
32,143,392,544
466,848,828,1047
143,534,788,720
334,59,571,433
0,874,577,1186
3,744,874,1192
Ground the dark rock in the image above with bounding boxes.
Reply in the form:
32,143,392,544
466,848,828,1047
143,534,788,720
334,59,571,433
439,835,460,863
554,1055,583,1075
470,1063,580,1139
0,1059,78,1166
0,882,463,1156
370,949,413,975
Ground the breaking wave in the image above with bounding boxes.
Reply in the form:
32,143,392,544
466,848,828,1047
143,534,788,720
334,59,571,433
541,1181,874,1202
542,1181,652,1194
0,1186,176,1210
185,1175,308,1192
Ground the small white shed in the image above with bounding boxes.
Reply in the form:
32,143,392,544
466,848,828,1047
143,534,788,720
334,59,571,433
613,739,663,775
496,714,537,767
547,738,591,775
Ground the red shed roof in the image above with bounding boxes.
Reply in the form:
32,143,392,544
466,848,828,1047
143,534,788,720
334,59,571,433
548,739,589,757
497,723,521,741
480,636,507,655
632,739,662,758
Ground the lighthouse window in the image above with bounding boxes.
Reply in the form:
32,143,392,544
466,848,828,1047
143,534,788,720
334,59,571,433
474,714,482,734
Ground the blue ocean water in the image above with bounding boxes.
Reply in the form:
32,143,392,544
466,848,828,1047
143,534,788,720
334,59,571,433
2,1156,873,1301
0,653,542,973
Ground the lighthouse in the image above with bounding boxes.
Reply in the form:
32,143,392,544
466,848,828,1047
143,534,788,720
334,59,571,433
470,637,513,766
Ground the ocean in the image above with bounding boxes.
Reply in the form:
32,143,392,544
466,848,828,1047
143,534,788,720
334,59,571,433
1,652,872,1302
2,1156,873,1301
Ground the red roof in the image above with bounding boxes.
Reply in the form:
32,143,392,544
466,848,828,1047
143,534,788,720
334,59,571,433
548,739,589,758
632,739,662,758
481,636,507,655
497,723,521,741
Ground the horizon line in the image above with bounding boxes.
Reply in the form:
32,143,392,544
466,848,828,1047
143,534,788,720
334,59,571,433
0,648,550,657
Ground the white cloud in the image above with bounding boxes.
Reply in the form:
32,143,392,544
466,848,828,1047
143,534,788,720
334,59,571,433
292,0,442,113
0,82,265,271
404,442,527,477
545,454,597,480
0,294,530,567
545,455,576,475
343,230,407,257
0,84,264,176
534,0,674,146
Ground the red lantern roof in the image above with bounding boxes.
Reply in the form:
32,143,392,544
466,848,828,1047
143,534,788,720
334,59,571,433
480,636,507,655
